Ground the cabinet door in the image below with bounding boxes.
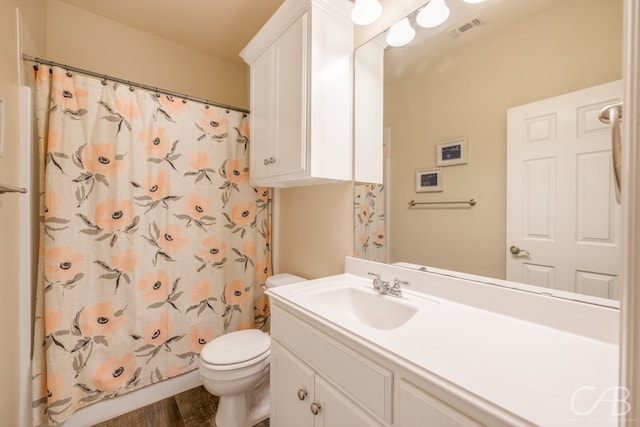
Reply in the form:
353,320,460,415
314,375,384,427
398,380,483,427
271,13,307,178
249,48,273,181
271,340,315,427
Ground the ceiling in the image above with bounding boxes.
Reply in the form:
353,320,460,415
58,0,287,64
59,0,571,68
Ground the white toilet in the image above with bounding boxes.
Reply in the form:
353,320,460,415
198,273,305,427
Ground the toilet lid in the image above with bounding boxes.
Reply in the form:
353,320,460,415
200,329,270,365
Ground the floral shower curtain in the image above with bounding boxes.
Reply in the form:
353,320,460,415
31,66,272,425
354,183,387,263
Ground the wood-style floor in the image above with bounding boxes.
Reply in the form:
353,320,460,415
92,386,270,427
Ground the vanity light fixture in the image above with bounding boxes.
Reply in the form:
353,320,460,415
386,17,416,47
416,0,450,28
351,0,383,26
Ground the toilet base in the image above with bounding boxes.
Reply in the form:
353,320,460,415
214,375,270,427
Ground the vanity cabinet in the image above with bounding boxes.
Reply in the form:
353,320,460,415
271,340,384,427
239,0,353,187
270,304,487,427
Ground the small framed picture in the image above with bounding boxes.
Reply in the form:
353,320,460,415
436,138,467,166
415,168,443,192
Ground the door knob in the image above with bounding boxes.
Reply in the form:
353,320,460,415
509,245,530,256
297,389,307,401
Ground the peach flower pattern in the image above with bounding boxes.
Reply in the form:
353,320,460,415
354,183,387,262
223,200,257,238
72,142,126,207
187,324,214,353
32,65,271,425
93,353,138,393
45,129,69,175
219,158,249,206
196,107,229,141
142,222,187,265
77,198,139,247
222,279,252,330
195,236,227,271
51,69,89,113
42,191,70,240
184,151,215,183
138,270,171,303
131,170,182,213
174,192,215,231
140,126,182,172
44,246,85,288
94,249,141,292
186,280,217,316
78,301,125,337
157,94,188,117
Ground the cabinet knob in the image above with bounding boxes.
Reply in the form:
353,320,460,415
269,157,276,164
297,389,307,401
263,157,276,166
310,402,321,415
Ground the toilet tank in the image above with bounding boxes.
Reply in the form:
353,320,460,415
266,273,306,288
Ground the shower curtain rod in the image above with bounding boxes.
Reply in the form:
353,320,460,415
22,54,250,115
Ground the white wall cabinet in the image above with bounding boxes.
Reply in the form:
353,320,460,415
270,304,488,427
240,0,353,187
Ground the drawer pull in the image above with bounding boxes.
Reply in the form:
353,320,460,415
310,402,321,415
297,389,308,401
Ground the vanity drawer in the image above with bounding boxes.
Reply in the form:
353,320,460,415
272,308,393,423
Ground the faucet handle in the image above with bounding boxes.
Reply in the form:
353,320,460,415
367,272,382,291
394,278,411,287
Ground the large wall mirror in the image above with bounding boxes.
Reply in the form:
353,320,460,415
354,0,623,303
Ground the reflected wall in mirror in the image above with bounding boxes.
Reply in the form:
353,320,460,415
354,0,623,301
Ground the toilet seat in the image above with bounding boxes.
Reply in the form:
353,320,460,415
200,329,271,371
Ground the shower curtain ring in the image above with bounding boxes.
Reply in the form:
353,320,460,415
205,102,210,109
128,82,134,92
182,95,188,104
66,69,72,77
101,75,108,86
155,88,160,98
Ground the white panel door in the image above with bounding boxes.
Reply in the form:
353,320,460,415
272,13,307,178
506,81,622,299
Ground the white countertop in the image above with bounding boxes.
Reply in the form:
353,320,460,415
268,272,620,426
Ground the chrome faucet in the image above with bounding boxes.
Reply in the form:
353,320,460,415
367,273,410,298
367,272,385,293
387,278,411,298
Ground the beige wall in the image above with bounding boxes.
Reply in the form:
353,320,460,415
386,0,622,278
0,1,46,425
46,0,249,109
275,182,354,278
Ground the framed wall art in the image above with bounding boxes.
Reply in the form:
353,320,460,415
436,138,467,166
415,168,443,192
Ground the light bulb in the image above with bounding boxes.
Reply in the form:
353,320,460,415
351,0,383,26
386,17,415,47
416,0,450,29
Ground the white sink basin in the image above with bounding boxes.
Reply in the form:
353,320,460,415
311,286,418,330
271,277,441,332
